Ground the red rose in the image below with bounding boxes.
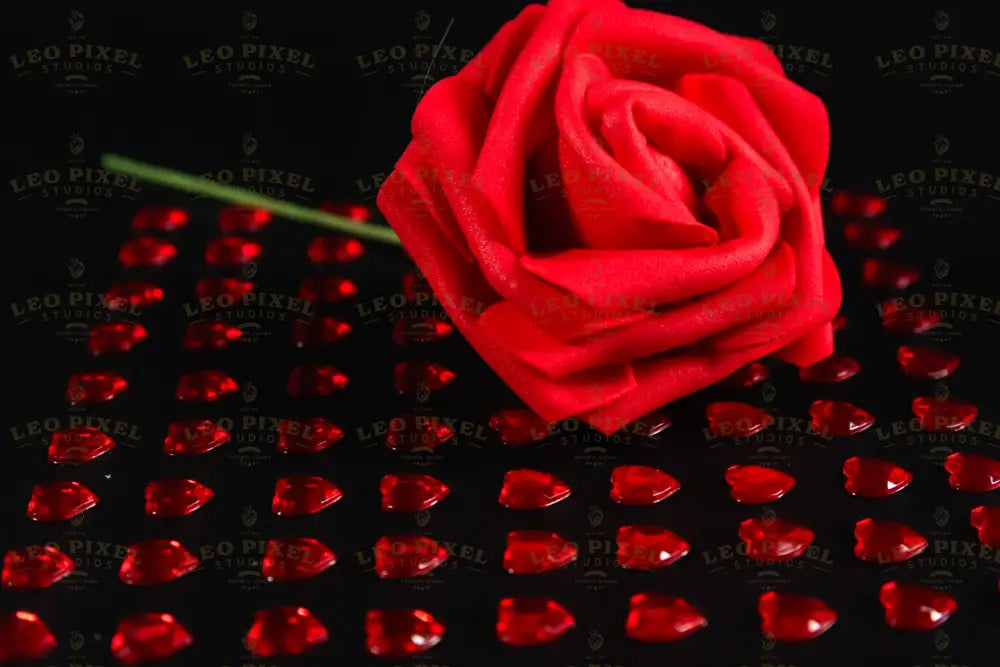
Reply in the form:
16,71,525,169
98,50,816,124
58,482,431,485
377,0,841,435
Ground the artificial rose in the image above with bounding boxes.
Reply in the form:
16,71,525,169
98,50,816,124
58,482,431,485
377,0,841,435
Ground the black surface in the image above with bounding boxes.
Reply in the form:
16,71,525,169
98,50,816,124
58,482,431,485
3,2,1000,666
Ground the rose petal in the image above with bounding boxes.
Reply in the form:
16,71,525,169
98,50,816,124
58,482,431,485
482,241,795,378
673,73,835,355
404,65,650,343
473,0,608,255
564,7,830,197
582,251,840,431
553,54,719,250
378,155,638,422
520,156,782,306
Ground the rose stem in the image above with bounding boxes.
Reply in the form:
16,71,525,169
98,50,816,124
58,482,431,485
100,154,403,246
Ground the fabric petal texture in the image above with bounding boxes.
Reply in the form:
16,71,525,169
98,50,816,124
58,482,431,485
378,0,839,434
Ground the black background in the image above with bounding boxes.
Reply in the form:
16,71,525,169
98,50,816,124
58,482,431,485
3,2,1000,666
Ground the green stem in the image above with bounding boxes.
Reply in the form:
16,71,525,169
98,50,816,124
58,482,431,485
101,154,403,246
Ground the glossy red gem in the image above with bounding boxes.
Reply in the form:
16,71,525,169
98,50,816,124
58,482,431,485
0,611,56,662
299,276,357,303
488,409,550,446
272,476,343,516
374,536,448,579
809,400,875,437
799,354,860,382
912,397,977,432
880,582,957,630
862,258,919,289
175,370,238,402
843,457,912,497
385,415,454,452
145,479,214,517
616,526,689,569
626,594,707,642
402,272,434,300
380,473,450,512
119,539,198,586
320,201,370,221
119,237,176,267
831,191,886,219
277,418,344,454
631,410,672,437
110,612,193,665
897,346,960,379
944,452,1000,492
195,277,254,301
720,362,770,387
164,419,230,455
499,469,571,509
365,609,444,658
262,537,337,582
854,518,927,563
758,592,837,642
67,371,127,405
497,598,575,646
292,316,351,347
132,206,189,232
610,465,680,505
2,546,74,589
182,321,242,350
219,207,271,233
392,316,454,346
725,465,796,503
738,517,814,561
245,606,328,657
706,402,774,437
307,235,365,263
205,236,261,265
970,506,1000,547
504,530,578,574
287,363,348,397
106,281,164,309
89,321,148,355
393,361,456,396
27,481,98,521
844,221,901,250
47,427,115,464
879,300,941,334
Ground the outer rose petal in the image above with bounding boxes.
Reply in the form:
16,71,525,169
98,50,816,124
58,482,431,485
580,251,840,431
481,241,796,379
